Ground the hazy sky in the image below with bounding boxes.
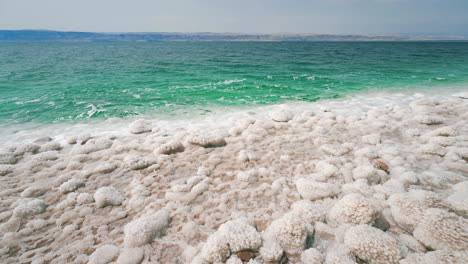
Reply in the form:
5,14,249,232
1,0,468,34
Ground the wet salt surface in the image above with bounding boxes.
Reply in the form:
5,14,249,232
0,91,467,264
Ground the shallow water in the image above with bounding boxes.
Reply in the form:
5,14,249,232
1,42,468,124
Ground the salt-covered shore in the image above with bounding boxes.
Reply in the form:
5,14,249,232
0,91,467,264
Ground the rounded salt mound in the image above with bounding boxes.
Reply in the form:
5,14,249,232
413,208,468,251
327,193,378,226
344,225,402,264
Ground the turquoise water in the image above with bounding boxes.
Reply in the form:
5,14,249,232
1,42,467,124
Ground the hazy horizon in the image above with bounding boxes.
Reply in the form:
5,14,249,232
1,0,468,35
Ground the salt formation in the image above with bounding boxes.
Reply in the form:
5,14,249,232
94,187,125,208
413,208,468,251
344,225,402,264
0,91,467,264
296,178,340,201
269,109,294,122
129,119,152,134
327,193,378,226
123,210,170,247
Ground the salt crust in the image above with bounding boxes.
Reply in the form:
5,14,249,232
94,186,125,208
0,92,467,263
123,210,170,248
344,225,402,264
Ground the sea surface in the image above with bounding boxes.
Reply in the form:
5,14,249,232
1,42,468,125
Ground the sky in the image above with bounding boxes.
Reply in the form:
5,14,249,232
1,0,468,34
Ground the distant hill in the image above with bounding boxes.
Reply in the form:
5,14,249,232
1,30,468,42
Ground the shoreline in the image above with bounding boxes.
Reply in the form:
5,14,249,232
0,90,467,263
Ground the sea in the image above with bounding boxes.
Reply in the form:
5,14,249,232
0,41,467,142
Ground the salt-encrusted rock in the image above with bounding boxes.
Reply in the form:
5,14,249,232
419,144,446,156
291,199,327,223
26,219,49,230
198,232,230,263
157,140,184,155
314,161,338,182
352,166,384,184
88,244,120,264
344,225,402,264
400,250,468,264
413,208,468,251
116,247,144,264
59,179,85,193
13,199,47,218
387,193,425,232
218,218,262,253
226,255,243,264
72,138,113,154
123,210,170,247
188,132,226,147
94,162,118,174
296,178,340,201
0,165,14,176
446,189,468,217
265,213,310,254
124,156,157,170
301,248,324,264
238,150,259,163
129,119,152,134
327,193,378,226
237,169,258,183
94,187,125,208
430,126,459,137
21,185,50,198
269,109,294,122
397,234,426,254
76,193,94,205
40,141,61,152
320,144,351,156
13,142,40,155
259,234,283,263
0,152,16,164
362,133,381,145
414,115,444,125
408,189,448,209
324,244,356,264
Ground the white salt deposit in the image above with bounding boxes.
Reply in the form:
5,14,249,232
0,90,467,263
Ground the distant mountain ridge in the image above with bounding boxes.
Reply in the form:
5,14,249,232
1,30,468,42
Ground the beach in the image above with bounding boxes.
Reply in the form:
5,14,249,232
1,90,467,263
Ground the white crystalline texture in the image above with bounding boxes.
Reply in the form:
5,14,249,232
413,208,468,251
387,193,425,232
116,247,144,264
123,210,170,248
0,165,13,176
236,169,258,183
157,140,184,154
419,144,446,156
320,144,351,156
21,185,50,198
238,150,259,163
430,126,459,137
400,250,468,264
88,244,120,264
95,162,118,174
58,178,85,193
13,199,47,218
199,232,230,264
265,213,309,254
188,132,226,147
296,178,340,201
124,156,157,170
73,138,113,154
301,248,324,264
13,143,40,155
129,119,152,134
344,225,402,264
269,109,294,122
259,236,283,262
76,193,95,205
217,218,262,253
352,166,383,184
328,193,378,226
314,161,338,182
94,187,125,208
414,115,444,125
0,152,16,164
